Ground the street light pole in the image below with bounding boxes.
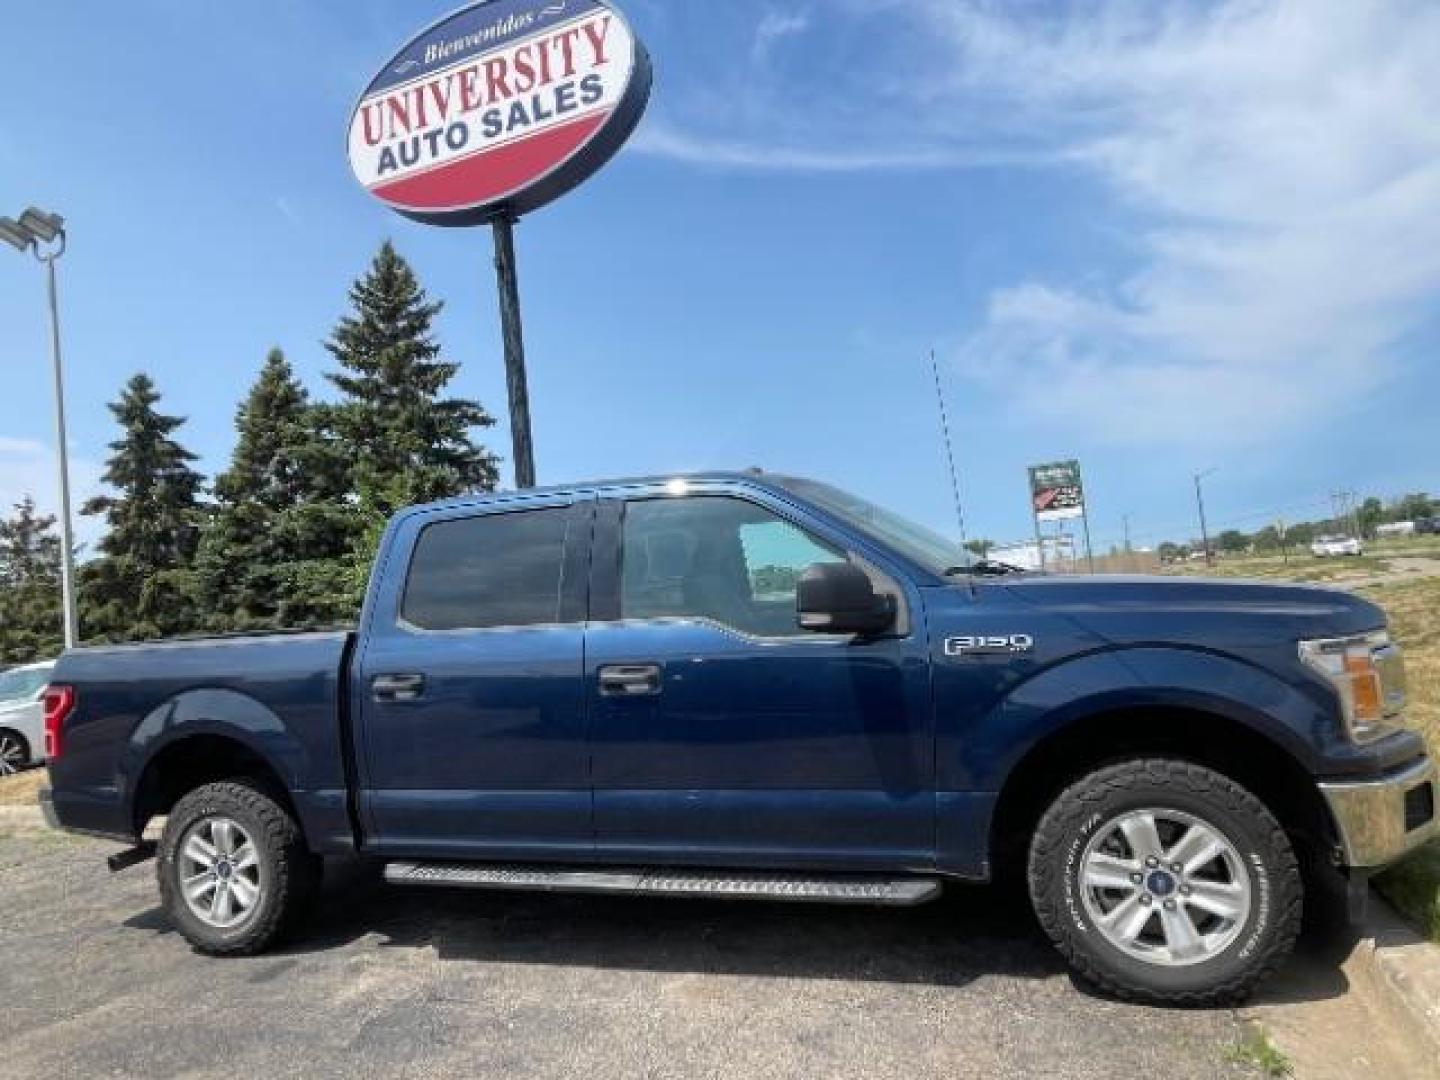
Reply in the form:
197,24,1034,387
39,245,79,649
1194,469,1216,569
1,208,79,649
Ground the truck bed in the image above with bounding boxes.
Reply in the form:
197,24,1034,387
49,631,355,849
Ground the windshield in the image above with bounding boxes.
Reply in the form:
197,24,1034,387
0,666,50,704
772,477,967,576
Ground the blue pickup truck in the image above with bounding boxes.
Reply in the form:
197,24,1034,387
41,472,1437,1005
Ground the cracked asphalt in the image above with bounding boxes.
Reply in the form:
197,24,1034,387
0,829,1285,1080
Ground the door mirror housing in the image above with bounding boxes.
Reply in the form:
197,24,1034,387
796,562,895,636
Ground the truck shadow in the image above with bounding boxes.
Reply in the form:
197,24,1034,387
317,865,1061,990
123,858,1359,1005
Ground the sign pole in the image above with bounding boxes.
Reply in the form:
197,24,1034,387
350,3,652,497
1031,503,1047,572
492,214,536,490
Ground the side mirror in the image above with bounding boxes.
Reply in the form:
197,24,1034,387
796,562,894,636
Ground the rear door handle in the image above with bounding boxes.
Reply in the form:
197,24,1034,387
598,664,662,697
372,673,425,702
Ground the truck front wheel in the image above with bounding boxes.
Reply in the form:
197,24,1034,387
1028,758,1302,1006
157,779,320,956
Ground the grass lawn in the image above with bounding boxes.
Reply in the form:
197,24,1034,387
1358,575,1440,939
0,767,46,806
1179,552,1395,583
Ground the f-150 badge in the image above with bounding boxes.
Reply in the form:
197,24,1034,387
945,634,1035,657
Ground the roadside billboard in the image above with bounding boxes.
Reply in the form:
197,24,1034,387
1029,460,1086,523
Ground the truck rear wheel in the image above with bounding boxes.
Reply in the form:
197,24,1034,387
1028,758,1302,1007
157,779,320,956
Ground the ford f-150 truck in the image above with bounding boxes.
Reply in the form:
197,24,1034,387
41,472,1438,1005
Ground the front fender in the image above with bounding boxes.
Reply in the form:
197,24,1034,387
939,646,1337,793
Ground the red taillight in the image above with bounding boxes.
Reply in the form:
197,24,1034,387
42,685,75,760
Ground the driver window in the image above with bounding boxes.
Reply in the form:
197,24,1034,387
621,496,845,637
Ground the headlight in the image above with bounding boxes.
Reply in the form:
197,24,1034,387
1299,630,1407,744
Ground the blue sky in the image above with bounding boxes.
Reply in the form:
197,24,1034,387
2,0,1438,557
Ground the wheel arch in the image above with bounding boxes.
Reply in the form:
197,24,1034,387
123,690,308,839
989,704,1337,878
130,733,301,838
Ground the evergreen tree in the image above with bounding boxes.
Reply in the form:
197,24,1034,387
196,349,357,630
0,496,64,662
326,241,501,527
80,374,206,642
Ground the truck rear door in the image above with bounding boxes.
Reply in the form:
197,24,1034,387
354,495,594,859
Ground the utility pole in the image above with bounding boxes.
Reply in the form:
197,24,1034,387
1194,469,1217,568
1123,515,1132,553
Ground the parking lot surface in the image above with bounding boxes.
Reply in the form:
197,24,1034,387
0,829,1287,1079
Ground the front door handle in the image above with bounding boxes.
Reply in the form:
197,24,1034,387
373,673,425,702
598,664,662,697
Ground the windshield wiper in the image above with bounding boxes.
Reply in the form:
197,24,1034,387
944,559,1028,577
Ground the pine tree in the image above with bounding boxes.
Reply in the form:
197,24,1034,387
326,241,501,525
0,496,64,662
196,349,357,630
80,373,206,642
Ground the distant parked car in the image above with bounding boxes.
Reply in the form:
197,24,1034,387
1374,521,1417,539
1311,535,1363,558
0,661,55,774
1416,518,1440,536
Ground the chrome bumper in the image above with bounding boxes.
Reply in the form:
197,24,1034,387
1318,755,1438,869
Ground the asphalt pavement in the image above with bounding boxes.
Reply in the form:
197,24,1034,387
0,829,1297,1079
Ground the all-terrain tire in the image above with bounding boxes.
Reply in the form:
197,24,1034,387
1028,758,1302,1007
157,779,321,956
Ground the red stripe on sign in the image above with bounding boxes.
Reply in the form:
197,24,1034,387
371,112,611,210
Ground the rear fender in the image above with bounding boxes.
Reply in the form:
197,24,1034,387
119,689,322,841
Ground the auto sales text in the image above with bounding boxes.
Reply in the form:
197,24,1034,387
358,14,616,180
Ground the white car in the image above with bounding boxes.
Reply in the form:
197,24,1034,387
0,661,54,774
1310,535,1363,558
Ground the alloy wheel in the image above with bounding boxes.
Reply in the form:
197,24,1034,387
177,816,264,929
1079,807,1253,967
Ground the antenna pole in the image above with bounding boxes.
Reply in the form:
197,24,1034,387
930,350,969,553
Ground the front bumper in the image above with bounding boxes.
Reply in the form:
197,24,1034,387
1318,755,1438,869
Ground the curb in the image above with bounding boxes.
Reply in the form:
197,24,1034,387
1350,890,1440,1055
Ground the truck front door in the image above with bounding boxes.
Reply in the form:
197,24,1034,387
355,497,593,859
586,486,934,870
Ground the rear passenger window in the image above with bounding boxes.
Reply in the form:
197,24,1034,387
402,508,570,631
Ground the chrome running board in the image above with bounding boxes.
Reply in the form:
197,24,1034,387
384,862,941,906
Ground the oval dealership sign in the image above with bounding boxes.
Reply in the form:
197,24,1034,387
349,0,652,226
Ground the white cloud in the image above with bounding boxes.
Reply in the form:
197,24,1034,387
0,436,105,555
752,9,810,63
632,121,966,172
640,0,1440,446
932,0,1440,444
